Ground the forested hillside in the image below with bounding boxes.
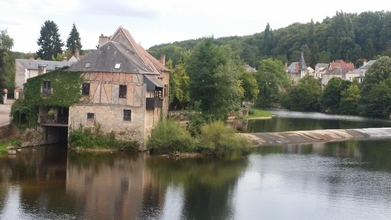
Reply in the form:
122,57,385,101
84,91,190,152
148,10,391,69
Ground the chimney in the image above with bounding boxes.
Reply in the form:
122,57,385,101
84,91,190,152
160,54,166,66
75,49,80,60
99,34,109,48
28,55,34,60
363,59,368,66
284,62,288,70
62,57,68,62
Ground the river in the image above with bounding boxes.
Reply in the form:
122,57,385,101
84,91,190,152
244,109,391,132
1,111,391,220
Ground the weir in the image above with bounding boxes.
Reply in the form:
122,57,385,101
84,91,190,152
243,127,391,146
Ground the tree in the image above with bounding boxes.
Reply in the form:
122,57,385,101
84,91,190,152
212,60,244,117
340,81,361,115
254,58,289,107
66,23,82,55
36,20,64,60
240,71,259,104
167,60,190,109
187,38,230,117
360,56,391,116
0,48,6,99
0,30,14,99
321,77,343,113
289,75,322,111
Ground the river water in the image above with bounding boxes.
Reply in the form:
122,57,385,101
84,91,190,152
1,111,391,220
244,109,391,132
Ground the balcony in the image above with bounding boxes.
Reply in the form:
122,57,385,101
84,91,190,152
40,116,69,127
146,97,163,109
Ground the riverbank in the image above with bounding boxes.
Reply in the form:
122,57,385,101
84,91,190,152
242,127,391,146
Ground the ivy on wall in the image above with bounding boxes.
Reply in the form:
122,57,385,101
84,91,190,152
11,69,84,127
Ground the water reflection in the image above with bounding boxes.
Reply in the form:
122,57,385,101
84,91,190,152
146,155,248,220
245,109,391,132
2,141,391,219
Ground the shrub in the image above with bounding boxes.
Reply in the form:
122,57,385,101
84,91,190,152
197,121,251,155
69,124,138,151
147,119,194,154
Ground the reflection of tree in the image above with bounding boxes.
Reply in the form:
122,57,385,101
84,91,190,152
146,155,248,220
358,139,391,171
0,146,71,218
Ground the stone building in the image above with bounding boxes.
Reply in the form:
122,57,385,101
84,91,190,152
14,58,73,97
65,26,170,149
286,52,309,84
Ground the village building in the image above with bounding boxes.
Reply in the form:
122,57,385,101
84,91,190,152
344,60,376,83
286,52,310,84
14,58,73,98
64,26,170,149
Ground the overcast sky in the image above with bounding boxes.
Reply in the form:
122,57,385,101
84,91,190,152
1,0,390,53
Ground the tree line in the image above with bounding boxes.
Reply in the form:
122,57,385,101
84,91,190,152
148,10,391,69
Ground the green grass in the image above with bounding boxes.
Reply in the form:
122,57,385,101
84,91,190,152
246,108,273,118
0,138,20,154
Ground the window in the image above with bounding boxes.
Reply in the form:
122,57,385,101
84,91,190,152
123,110,131,121
43,80,51,97
87,113,95,120
119,85,127,98
85,62,91,68
154,90,162,97
163,84,167,97
115,63,121,69
82,83,90,96
87,112,94,125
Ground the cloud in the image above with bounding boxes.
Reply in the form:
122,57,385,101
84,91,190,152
77,0,159,19
0,19,21,27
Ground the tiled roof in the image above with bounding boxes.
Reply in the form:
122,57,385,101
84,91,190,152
329,60,354,71
16,59,73,70
359,60,376,69
286,62,299,73
114,27,170,73
68,26,170,74
68,41,156,74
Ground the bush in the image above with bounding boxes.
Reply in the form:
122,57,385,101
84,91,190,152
197,121,251,155
147,119,194,154
69,124,138,151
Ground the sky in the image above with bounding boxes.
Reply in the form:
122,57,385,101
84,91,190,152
1,0,390,53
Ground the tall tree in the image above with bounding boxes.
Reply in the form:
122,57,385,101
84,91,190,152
66,23,82,55
240,71,259,105
340,80,361,115
254,58,289,107
0,30,14,99
262,23,273,56
36,20,64,60
187,38,229,117
289,75,322,111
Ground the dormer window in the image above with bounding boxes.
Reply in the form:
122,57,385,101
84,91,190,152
115,63,121,69
85,62,91,68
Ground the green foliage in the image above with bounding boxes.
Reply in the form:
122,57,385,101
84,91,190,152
66,23,82,55
69,123,138,150
340,83,361,115
197,121,251,155
187,38,243,119
147,119,195,154
240,71,259,103
36,20,64,60
254,58,289,107
321,77,344,113
360,56,391,116
167,60,190,108
0,138,20,154
11,70,84,127
282,75,322,111
247,108,273,118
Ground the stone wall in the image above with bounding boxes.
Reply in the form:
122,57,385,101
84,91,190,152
11,125,65,147
0,124,11,140
69,105,146,149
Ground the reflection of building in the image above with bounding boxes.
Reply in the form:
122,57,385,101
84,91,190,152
65,153,165,220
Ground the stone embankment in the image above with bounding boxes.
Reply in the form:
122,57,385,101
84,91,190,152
242,127,391,146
